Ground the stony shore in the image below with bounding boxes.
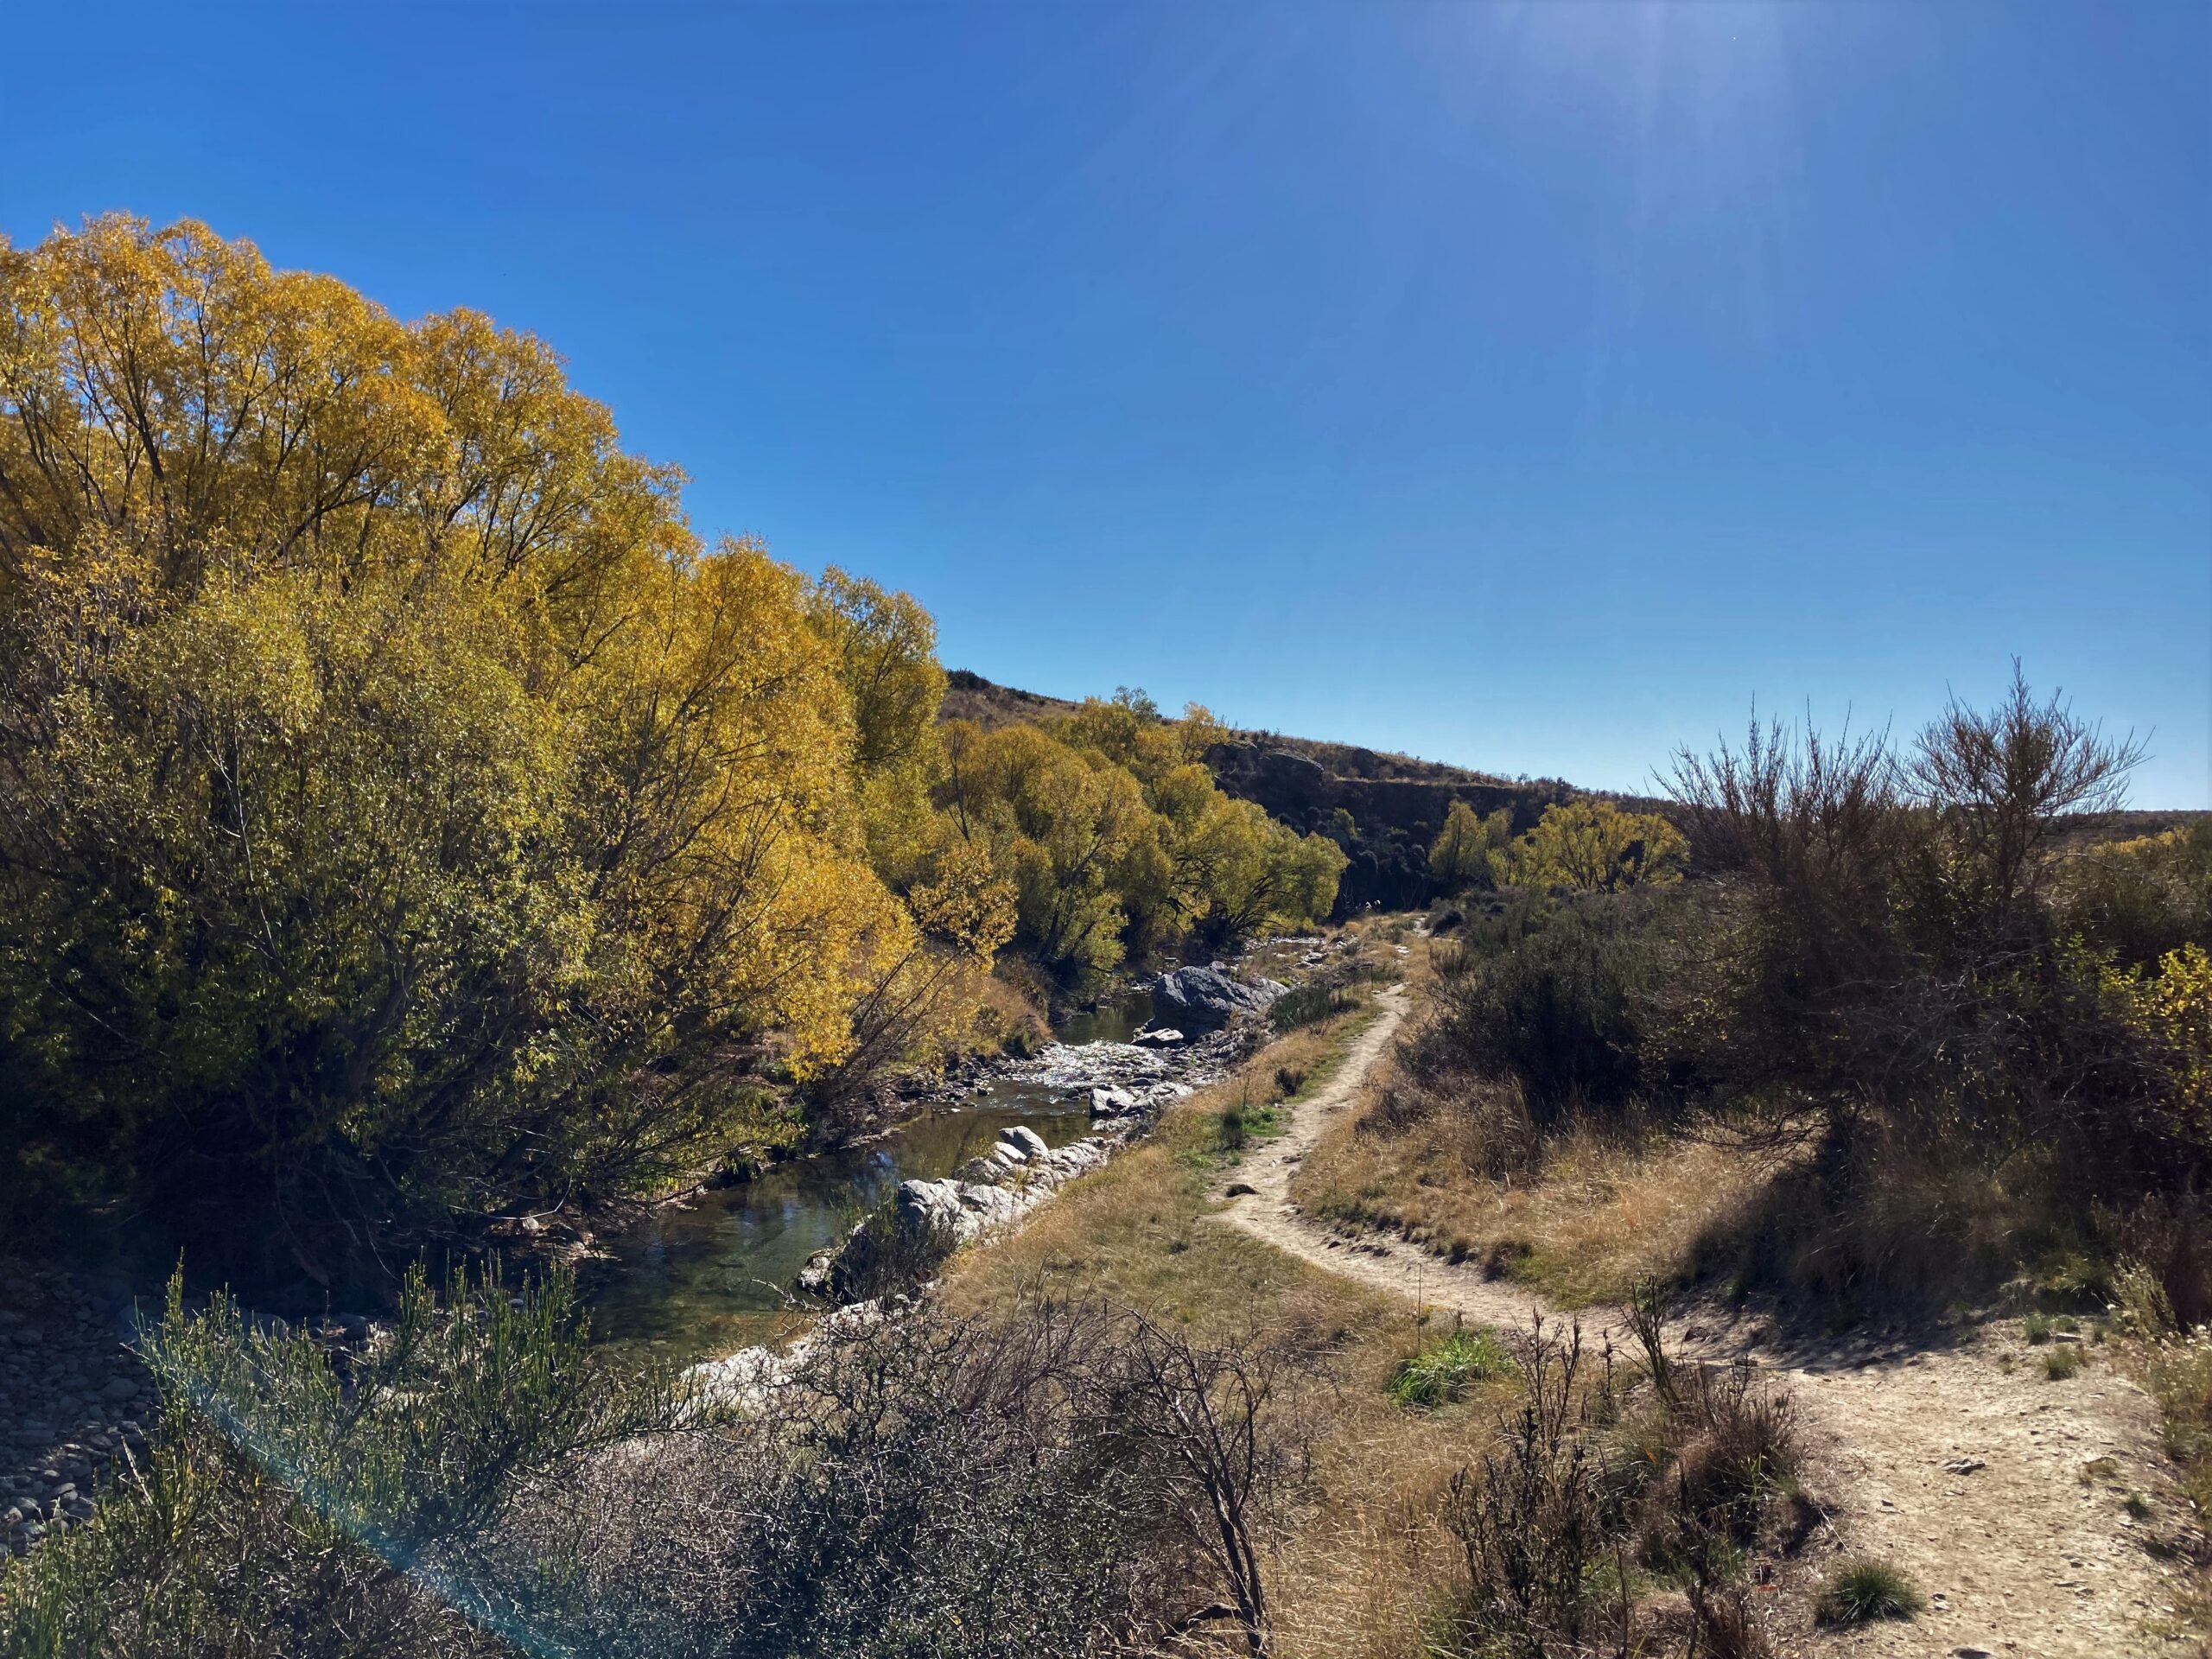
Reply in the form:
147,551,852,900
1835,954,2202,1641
0,1263,159,1558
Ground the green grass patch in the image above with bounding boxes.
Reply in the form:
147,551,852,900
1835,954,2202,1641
2044,1344,2084,1381
1814,1560,1923,1625
1387,1326,1516,1408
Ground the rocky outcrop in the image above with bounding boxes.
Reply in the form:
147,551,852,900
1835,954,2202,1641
1143,963,1287,1029
798,1126,1122,1303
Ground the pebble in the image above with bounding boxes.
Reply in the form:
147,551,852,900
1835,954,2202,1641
0,1261,163,1558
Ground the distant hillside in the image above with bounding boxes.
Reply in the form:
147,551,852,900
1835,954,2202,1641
941,672,2204,912
940,671,1081,731
942,671,1599,910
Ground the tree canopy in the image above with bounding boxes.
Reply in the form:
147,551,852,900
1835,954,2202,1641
0,218,1346,1271
0,219,920,1268
1492,800,1688,893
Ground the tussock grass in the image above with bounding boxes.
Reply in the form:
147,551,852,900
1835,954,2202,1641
2145,1332,2212,1518
1387,1327,1515,1408
1813,1559,1923,1624
1293,1077,1770,1307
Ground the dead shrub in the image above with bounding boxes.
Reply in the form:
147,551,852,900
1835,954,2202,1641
1435,1319,1630,1657
1630,1362,1800,1577
1425,1301,1805,1659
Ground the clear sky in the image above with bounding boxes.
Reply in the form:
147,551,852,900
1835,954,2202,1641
4,3,2207,804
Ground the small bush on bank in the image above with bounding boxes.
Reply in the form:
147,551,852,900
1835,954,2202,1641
1272,978,1359,1033
2142,1321,2212,1518
1408,892,1687,1123
1432,1313,1804,1659
0,1275,1319,1659
1814,1559,1923,1624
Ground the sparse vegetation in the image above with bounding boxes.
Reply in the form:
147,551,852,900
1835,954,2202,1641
0,1266,1321,1659
1813,1559,1923,1625
1429,1313,1804,1659
1309,673,2212,1332
1388,1325,1515,1408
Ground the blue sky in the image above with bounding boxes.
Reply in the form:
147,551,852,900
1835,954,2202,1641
5,2,2206,804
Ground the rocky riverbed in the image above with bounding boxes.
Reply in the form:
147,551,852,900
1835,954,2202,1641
794,1018,1255,1303
686,986,1286,1400
0,1263,158,1558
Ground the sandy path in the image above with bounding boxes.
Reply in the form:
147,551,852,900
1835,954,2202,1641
1216,988,2202,1657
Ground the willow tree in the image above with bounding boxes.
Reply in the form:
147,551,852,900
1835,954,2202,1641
1495,800,1688,893
1428,799,1514,893
0,217,920,1273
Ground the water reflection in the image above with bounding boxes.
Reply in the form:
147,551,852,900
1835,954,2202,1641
586,1079,1097,1361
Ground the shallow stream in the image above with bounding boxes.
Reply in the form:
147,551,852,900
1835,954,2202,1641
582,990,1154,1362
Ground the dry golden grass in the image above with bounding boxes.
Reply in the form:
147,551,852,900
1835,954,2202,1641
939,978,1522,1659
944,1004,1383,1336
1288,1059,1777,1307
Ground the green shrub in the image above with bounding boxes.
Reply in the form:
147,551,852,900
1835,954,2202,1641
1217,1105,1250,1154
1388,1327,1515,1408
1271,979,1357,1033
2044,1344,2084,1381
1406,893,1688,1123
1814,1560,1923,1624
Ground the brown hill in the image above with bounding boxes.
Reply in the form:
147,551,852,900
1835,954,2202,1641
941,671,1596,909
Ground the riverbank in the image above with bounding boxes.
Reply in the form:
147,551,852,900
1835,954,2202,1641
581,965,1296,1360
0,1264,158,1559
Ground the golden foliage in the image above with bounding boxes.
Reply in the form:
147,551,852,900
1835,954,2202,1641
939,693,1347,977
1428,800,1513,892
1495,799,1688,893
0,217,924,1253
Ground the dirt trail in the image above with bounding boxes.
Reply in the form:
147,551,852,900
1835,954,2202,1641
1217,988,2202,1657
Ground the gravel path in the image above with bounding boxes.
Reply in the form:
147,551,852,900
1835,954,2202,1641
1216,988,2204,1658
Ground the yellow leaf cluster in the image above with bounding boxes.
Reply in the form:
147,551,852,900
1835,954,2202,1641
0,217,928,1231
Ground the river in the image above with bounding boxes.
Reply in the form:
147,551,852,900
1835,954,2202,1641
581,989,1156,1362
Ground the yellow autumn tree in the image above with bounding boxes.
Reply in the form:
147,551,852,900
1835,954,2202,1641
940,719,1159,976
1495,800,1688,893
940,691,1344,974
0,217,925,1270
1428,799,1515,892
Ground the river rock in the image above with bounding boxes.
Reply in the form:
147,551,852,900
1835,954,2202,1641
1090,1086,1139,1118
1144,964,1287,1028
1130,1027,1185,1047
816,1135,1115,1305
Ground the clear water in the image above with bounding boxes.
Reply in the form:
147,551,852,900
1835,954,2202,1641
1053,988,1154,1046
582,1021,1141,1363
